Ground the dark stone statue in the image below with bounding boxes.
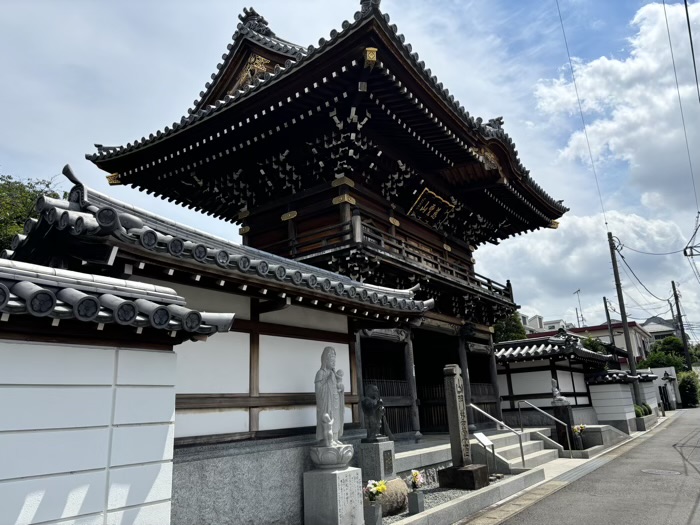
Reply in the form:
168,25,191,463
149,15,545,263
361,384,387,443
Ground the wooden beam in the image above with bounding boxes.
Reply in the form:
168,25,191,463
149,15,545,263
176,393,360,409
232,318,351,344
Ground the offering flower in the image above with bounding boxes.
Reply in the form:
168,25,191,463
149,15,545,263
363,479,388,502
573,424,586,435
411,470,424,490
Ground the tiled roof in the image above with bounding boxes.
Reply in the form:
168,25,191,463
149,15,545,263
586,370,658,385
495,333,615,364
4,166,432,318
85,3,566,216
0,258,234,334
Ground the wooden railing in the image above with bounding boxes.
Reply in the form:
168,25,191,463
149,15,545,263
252,212,512,302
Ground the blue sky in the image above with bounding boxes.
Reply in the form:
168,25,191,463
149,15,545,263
2,0,700,338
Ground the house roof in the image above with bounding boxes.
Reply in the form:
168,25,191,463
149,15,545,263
526,321,652,340
0,258,234,335
4,166,433,322
494,333,615,365
85,2,566,244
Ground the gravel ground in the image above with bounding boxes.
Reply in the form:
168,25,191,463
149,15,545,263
384,476,510,524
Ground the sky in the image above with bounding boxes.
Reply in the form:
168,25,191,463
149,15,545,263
2,0,700,340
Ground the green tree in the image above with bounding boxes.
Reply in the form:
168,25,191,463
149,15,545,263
677,371,700,408
651,336,685,357
638,351,687,374
582,337,607,354
493,312,527,343
0,174,60,251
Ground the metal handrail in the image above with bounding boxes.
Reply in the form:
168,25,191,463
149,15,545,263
516,400,573,458
469,403,525,468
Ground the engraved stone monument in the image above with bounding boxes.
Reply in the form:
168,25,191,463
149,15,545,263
304,346,363,525
551,378,575,449
437,364,489,490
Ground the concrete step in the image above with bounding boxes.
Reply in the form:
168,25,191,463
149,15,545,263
495,440,544,460
507,448,559,469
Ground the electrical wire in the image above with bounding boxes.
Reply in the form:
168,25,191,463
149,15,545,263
663,0,700,213
615,246,673,302
684,0,700,105
621,245,685,256
555,0,608,229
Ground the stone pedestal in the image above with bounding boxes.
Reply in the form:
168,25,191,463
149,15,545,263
359,440,395,481
363,501,382,525
552,404,574,450
303,467,363,525
408,491,425,515
437,464,489,490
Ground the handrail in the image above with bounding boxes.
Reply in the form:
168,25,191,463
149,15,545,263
469,403,525,468
516,400,573,458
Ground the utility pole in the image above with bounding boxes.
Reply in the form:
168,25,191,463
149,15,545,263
575,307,580,328
604,297,621,366
607,232,641,404
671,280,693,370
573,289,585,327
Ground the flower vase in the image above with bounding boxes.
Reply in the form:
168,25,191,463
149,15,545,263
364,500,382,525
574,434,583,450
408,490,425,515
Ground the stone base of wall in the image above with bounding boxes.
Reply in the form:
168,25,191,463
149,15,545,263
172,430,365,525
635,414,658,431
598,417,636,434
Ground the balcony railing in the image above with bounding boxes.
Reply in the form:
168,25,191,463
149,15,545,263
252,213,512,303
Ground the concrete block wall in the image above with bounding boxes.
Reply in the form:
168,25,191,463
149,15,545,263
640,382,659,415
589,383,636,434
0,340,176,525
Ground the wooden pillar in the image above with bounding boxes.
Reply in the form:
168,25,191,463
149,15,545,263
355,330,365,427
404,333,421,438
457,331,476,429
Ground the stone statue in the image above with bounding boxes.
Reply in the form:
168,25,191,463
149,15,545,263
361,384,386,442
551,378,570,406
315,346,345,444
321,414,335,448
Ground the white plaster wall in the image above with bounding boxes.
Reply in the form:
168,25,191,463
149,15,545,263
259,336,350,393
259,406,353,431
133,276,251,320
589,383,635,422
260,305,348,333
651,367,680,408
641,383,659,408
175,408,249,437
0,340,176,525
511,371,551,396
556,370,573,392
572,372,587,393
507,360,549,369
175,331,250,393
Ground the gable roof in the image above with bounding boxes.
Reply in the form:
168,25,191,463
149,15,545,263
86,2,566,241
495,332,616,365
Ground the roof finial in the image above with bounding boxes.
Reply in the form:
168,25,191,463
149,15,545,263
360,0,381,15
239,7,275,37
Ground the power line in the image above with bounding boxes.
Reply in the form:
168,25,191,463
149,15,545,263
615,242,673,302
683,0,700,105
662,0,700,213
555,0,609,228
621,245,685,256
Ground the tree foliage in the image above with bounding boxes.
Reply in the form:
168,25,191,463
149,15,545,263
678,371,700,408
638,351,687,374
0,174,60,251
582,337,607,354
493,312,527,343
651,336,685,357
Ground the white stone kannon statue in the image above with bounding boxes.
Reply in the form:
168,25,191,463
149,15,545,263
310,346,353,468
315,346,345,444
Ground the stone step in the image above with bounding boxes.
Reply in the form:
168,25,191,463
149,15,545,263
506,448,559,469
494,440,544,460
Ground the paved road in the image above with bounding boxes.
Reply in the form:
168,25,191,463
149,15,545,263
464,409,700,525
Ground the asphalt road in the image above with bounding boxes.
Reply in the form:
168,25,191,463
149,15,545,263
467,409,700,525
